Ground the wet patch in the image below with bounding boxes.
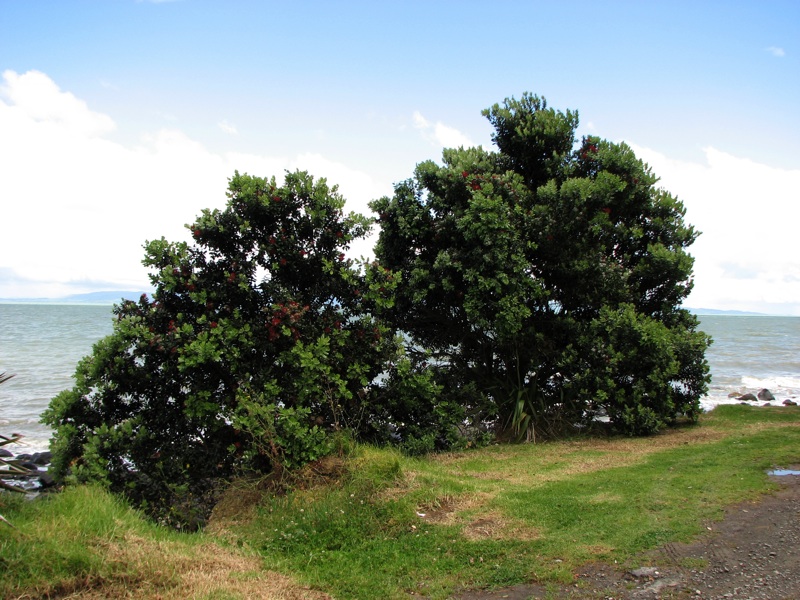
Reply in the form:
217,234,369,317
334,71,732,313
769,469,800,476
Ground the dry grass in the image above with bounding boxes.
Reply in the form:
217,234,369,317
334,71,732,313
29,532,330,600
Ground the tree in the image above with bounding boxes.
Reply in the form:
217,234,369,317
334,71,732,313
43,171,398,527
371,93,710,439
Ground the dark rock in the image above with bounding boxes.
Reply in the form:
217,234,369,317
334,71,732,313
14,453,33,462
0,448,12,458
758,389,776,402
763,403,772,407
738,393,758,402
19,461,39,471
31,451,52,465
783,399,798,406
38,472,56,488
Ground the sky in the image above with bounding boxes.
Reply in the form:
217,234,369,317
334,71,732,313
1,1,799,314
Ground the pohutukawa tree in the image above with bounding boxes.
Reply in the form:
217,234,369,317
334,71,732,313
371,93,710,438
44,171,398,527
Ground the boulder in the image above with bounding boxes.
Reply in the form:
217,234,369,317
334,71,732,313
737,393,758,402
758,389,776,402
38,472,56,488
0,448,12,458
783,399,798,406
31,451,52,466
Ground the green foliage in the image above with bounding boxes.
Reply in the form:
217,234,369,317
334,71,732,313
372,93,710,437
43,171,399,526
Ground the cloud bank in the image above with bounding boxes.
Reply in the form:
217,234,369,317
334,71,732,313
630,144,800,315
0,70,389,298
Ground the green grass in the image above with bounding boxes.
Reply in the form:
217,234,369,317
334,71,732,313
3,405,800,599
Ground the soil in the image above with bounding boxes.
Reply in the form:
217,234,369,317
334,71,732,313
454,471,800,600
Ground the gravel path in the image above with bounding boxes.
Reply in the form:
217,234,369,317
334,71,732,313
455,472,800,600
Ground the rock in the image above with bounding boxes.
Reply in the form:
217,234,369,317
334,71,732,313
31,451,52,465
38,472,56,488
628,567,660,579
758,389,776,402
728,392,742,398
0,448,12,458
763,403,772,407
737,393,758,402
783,399,797,406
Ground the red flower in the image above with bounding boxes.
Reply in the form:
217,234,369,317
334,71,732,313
462,171,469,178
271,317,281,326
280,258,287,266
209,321,218,328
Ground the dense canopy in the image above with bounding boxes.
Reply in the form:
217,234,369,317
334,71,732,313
44,94,710,527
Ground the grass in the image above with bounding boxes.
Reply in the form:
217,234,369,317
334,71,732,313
2,404,800,599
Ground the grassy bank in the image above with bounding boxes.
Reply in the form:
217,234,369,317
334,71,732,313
2,405,800,599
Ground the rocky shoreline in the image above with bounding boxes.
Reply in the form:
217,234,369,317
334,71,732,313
0,435,57,494
729,387,798,407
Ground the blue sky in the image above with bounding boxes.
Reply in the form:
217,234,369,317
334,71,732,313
1,0,799,313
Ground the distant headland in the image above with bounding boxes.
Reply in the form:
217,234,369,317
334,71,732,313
0,291,151,305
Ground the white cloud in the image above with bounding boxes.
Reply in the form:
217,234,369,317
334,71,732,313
629,143,800,315
1,69,115,137
218,119,238,134
766,46,786,57
0,70,390,298
413,110,474,148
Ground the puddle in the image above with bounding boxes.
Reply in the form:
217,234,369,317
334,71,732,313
768,469,800,476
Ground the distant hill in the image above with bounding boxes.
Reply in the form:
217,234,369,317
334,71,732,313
687,307,768,316
0,291,151,305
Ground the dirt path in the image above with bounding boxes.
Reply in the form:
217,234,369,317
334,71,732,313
455,473,800,600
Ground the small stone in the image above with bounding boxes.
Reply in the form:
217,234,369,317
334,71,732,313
783,399,797,406
628,566,659,579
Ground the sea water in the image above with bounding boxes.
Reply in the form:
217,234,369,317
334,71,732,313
1,304,113,452
1,305,798,453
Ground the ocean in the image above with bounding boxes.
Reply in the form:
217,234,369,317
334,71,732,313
1,305,798,453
